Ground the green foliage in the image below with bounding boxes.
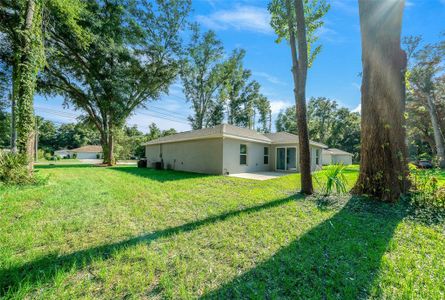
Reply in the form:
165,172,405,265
410,168,445,209
1,166,444,298
315,164,348,195
0,151,35,185
268,0,330,67
39,0,191,164
276,98,361,159
404,35,445,164
181,27,227,129
181,28,271,131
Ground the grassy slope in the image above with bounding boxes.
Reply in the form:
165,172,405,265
0,166,444,299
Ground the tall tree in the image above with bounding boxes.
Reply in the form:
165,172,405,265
181,27,226,130
407,39,445,168
353,0,409,201
0,0,88,160
307,97,337,142
40,0,190,165
255,95,272,133
269,0,329,194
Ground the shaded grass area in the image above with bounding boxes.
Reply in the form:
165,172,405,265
0,166,444,299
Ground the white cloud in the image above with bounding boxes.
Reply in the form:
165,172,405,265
253,71,286,85
196,5,273,34
352,104,361,113
316,26,343,43
270,100,290,114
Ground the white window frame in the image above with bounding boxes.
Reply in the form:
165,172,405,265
275,146,297,171
264,147,269,164
240,144,247,165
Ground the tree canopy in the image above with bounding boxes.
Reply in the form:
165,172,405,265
38,0,191,165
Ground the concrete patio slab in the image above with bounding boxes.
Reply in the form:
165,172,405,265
228,171,289,181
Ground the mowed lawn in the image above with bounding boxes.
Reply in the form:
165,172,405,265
0,165,444,299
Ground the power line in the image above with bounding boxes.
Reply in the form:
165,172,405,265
35,105,190,126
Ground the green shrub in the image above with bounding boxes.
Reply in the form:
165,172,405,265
37,149,45,160
315,164,348,196
410,168,445,209
0,152,36,185
72,153,77,159
44,153,52,161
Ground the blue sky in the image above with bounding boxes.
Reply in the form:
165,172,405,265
34,0,445,132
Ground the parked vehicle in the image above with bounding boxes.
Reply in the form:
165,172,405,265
414,160,434,169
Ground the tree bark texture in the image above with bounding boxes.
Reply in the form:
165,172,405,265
10,63,18,153
287,0,313,194
16,0,42,168
353,0,409,201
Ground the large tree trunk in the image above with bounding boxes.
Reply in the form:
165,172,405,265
16,0,42,169
426,94,445,168
100,125,116,166
353,0,409,201
287,0,313,194
10,64,17,153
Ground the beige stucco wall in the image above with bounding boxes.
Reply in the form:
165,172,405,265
145,138,324,175
332,154,353,165
145,138,223,174
222,138,271,174
322,152,332,165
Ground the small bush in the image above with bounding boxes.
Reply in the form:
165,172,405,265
72,153,77,159
0,152,36,185
315,164,348,196
410,168,445,209
44,153,52,161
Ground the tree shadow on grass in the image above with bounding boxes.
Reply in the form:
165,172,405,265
35,164,97,169
201,196,407,299
109,166,212,182
0,195,301,296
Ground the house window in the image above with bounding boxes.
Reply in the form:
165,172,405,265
315,149,320,165
240,144,247,165
264,147,269,164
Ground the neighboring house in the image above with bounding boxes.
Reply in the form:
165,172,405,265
54,149,71,158
55,145,103,159
322,148,354,165
144,124,327,175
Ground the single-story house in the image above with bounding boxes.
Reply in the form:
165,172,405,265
144,124,327,175
55,145,103,159
322,148,354,165
54,149,71,158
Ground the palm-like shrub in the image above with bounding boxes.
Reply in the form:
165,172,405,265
0,151,35,185
315,164,348,196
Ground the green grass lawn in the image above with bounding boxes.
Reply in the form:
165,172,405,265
0,165,444,299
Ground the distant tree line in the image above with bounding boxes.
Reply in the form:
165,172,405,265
275,97,361,161
0,110,175,160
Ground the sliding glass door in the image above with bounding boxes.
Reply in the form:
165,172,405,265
276,147,297,171
276,147,286,170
